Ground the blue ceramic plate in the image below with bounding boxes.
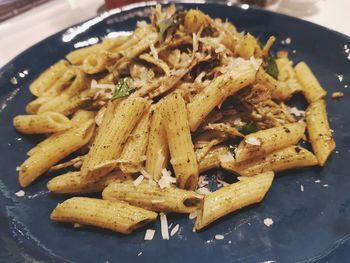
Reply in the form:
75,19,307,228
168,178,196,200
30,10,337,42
0,2,349,262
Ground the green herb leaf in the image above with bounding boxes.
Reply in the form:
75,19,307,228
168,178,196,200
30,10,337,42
265,55,279,79
235,123,259,135
158,17,174,36
111,77,135,101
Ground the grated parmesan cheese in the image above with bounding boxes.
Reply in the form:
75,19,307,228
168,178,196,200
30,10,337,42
323,184,329,187
144,229,155,241
158,169,176,189
160,213,169,240
219,152,234,163
288,106,305,117
245,137,261,146
139,167,152,180
263,218,274,227
300,184,304,192
315,180,321,183
196,187,212,195
198,175,209,188
189,211,197,220
133,175,144,187
170,224,180,236
215,234,224,240
217,179,229,187
15,190,25,197
90,79,115,90
138,252,143,257
16,166,20,171
150,43,159,60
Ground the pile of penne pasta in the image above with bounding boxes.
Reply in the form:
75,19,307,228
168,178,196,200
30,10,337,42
13,5,335,235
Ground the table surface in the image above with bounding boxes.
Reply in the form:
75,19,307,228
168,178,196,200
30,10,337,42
0,0,349,67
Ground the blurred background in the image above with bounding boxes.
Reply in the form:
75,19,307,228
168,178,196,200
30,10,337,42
0,0,349,67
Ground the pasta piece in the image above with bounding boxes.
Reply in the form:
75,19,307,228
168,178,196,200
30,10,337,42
256,68,298,101
295,61,327,103
119,109,151,173
195,171,274,230
202,123,243,138
47,170,131,194
51,197,158,234
184,9,210,33
13,112,72,134
275,56,296,82
37,69,90,115
221,145,318,177
25,97,50,114
199,145,230,173
29,60,69,97
306,99,335,166
27,110,95,156
236,33,262,59
235,122,306,162
187,62,257,131
19,120,95,187
261,36,276,58
67,44,104,65
162,93,199,190
80,98,150,181
102,180,203,213
82,52,109,74
145,102,169,181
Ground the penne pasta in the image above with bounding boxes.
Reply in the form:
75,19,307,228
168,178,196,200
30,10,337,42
19,120,95,187
162,93,199,190
295,61,327,103
221,145,318,177
145,102,169,181
13,112,72,134
119,109,151,173
51,197,158,234
47,170,131,194
27,110,95,157
235,122,306,162
195,171,274,230
102,180,203,213
306,99,336,166
80,98,150,181
199,145,230,173
256,68,298,101
187,61,257,131
29,60,69,97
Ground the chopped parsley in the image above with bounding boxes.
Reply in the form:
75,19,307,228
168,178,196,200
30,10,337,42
265,55,279,79
158,17,174,36
111,77,135,100
235,123,259,135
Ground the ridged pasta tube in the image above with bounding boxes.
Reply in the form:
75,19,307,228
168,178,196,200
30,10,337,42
221,146,318,177
51,197,158,234
19,120,95,187
13,112,72,134
80,98,150,181
103,180,203,213
162,93,199,190
195,171,274,230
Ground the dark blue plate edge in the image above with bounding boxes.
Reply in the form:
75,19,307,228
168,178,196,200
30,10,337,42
0,2,350,262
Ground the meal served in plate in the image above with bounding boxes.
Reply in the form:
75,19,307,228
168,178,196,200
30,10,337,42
13,5,335,235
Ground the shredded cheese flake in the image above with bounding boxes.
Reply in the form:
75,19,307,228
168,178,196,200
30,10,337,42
245,137,261,146
300,184,304,192
160,213,169,240
263,218,274,227
196,187,212,195
144,229,155,241
150,43,159,60
219,152,234,163
15,190,25,197
315,180,321,183
90,79,115,90
170,224,180,236
153,150,165,180
215,234,225,240
139,167,152,180
158,168,176,189
133,175,144,187
288,106,305,117
189,211,197,220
